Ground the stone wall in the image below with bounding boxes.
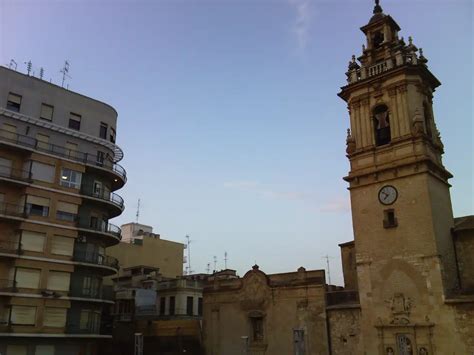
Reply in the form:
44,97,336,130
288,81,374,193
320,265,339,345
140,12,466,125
327,307,361,355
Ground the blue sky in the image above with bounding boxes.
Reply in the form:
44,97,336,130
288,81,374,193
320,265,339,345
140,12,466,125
1,0,472,284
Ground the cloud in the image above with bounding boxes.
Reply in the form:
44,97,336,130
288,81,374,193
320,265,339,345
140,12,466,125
289,0,313,51
223,181,314,202
320,196,351,213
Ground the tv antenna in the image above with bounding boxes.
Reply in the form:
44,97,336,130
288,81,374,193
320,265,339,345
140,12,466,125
25,60,32,75
60,60,71,88
186,235,192,275
322,255,334,285
8,59,17,70
213,255,217,272
136,198,141,223
206,263,211,274
39,67,45,80
224,251,228,269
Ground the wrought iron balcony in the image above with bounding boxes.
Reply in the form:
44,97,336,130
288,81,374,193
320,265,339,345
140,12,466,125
0,165,32,183
76,219,122,240
73,250,119,270
80,186,124,211
69,283,114,301
0,128,126,184
0,202,26,218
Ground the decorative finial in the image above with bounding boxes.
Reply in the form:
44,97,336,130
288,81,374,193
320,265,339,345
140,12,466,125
408,36,413,45
362,44,366,52
373,0,383,14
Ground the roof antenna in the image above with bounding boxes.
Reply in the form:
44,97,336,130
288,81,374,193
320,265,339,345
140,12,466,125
136,198,141,223
25,60,32,75
213,256,217,273
185,235,192,275
39,68,44,80
60,60,71,88
322,255,334,285
206,262,211,274
9,59,17,70
224,251,228,269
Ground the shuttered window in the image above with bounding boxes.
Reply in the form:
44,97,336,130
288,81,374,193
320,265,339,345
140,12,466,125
10,305,36,325
40,104,54,121
6,92,22,112
56,201,78,221
0,305,10,324
7,345,28,355
21,230,45,252
36,133,49,150
0,157,12,177
30,161,55,182
43,307,67,327
69,113,81,130
2,123,17,140
65,142,78,159
47,271,70,291
26,195,50,217
15,267,41,289
51,235,74,256
35,345,55,355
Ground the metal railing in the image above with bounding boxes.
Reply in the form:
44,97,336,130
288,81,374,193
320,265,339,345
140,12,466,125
73,250,119,270
0,240,21,255
0,279,17,292
0,128,126,182
76,219,122,240
0,164,32,182
80,187,124,210
326,290,360,306
0,201,121,240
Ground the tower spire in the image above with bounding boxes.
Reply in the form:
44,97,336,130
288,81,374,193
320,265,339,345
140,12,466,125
373,0,383,14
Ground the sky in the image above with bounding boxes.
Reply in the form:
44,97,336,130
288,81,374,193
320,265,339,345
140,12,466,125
0,0,472,285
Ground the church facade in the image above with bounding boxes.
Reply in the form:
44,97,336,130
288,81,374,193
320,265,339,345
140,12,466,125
202,2,473,354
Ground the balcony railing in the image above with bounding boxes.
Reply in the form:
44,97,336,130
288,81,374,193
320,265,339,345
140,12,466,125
77,219,122,240
326,290,360,307
0,165,32,183
80,187,124,210
69,283,114,301
0,202,121,240
0,279,17,292
73,250,119,270
0,128,126,183
0,240,21,255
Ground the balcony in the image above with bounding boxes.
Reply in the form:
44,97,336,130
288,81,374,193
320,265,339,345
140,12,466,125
69,283,114,302
0,239,21,256
73,250,119,272
0,165,32,184
326,290,360,307
0,202,26,219
0,279,17,292
0,128,126,188
76,219,122,242
80,186,124,216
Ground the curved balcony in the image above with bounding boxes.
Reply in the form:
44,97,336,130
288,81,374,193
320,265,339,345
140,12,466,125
69,284,114,302
0,128,126,189
80,187,124,217
76,219,122,244
73,250,119,274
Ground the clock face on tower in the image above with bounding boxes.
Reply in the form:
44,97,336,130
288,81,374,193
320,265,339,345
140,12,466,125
378,185,398,205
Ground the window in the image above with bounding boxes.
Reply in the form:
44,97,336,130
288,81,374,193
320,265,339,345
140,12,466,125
7,92,22,112
160,297,166,315
373,31,384,48
198,297,203,316
30,161,55,183
40,103,54,121
36,133,49,150
43,307,67,327
373,105,391,146
82,276,101,298
60,168,82,189
0,157,12,177
80,309,101,332
26,195,50,217
169,296,175,315
56,201,78,222
99,122,108,139
20,230,45,252
186,296,194,316
47,271,70,291
68,113,81,130
110,127,116,143
93,181,103,197
15,267,41,289
65,142,78,159
51,235,74,256
293,329,305,355
35,345,55,355
2,123,17,141
96,151,105,167
251,316,264,341
10,305,36,325
383,209,398,228
6,345,28,355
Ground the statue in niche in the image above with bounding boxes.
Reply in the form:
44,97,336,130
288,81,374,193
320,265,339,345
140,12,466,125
419,348,428,355
346,128,356,154
386,347,394,355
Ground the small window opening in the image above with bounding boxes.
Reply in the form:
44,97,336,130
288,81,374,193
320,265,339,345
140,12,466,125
383,209,398,228
374,105,391,146
423,103,433,139
373,31,384,48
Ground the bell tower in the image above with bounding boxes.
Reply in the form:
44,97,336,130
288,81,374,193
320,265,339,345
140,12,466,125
338,1,467,353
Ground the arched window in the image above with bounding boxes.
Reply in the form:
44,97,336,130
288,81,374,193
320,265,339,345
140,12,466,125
373,105,391,146
423,103,433,138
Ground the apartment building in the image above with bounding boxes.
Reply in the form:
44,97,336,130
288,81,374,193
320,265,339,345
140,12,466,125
0,66,126,355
